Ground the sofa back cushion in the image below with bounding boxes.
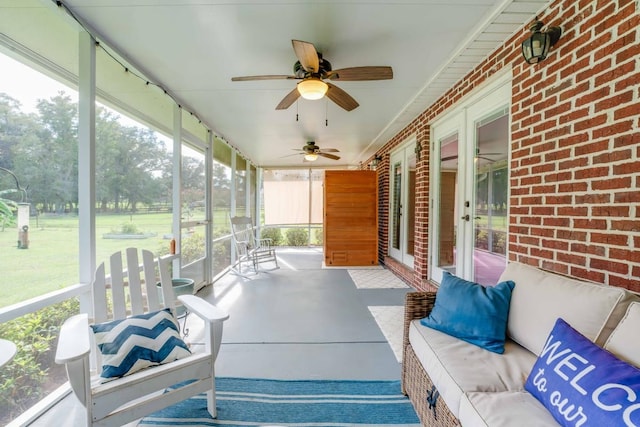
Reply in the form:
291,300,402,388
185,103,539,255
498,262,638,356
604,301,640,367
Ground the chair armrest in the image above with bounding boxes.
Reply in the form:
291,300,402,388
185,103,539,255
55,313,91,364
256,238,273,249
179,295,229,323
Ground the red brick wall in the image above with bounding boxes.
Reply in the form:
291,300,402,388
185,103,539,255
376,0,640,291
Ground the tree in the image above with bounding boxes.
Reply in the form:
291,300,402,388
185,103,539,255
181,155,205,207
0,93,37,197
11,92,78,213
212,163,231,208
0,189,18,231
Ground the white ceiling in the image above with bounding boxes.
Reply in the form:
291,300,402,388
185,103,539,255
2,0,550,168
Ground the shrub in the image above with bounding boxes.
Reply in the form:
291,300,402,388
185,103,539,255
261,228,282,246
157,230,230,274
0,298,79,424
211,229,230,274
314,227,323,245
285,228,308,246
181,231,205,265
111,222,142,235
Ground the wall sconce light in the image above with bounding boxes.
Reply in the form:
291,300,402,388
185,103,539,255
414,141,422,161
521,18,562,64
370,155,382,171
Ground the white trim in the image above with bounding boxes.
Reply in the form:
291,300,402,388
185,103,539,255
388,136,417,268
7,383,72,427
429,71,512,283
0,283,89,324
430,69,512,129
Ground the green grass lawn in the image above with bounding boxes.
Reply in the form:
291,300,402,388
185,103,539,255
0,210,232,307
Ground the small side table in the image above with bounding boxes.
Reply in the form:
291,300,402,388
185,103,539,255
0,339,17,368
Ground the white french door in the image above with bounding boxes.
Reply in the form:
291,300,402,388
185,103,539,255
389,141,416,268
430,74,511,285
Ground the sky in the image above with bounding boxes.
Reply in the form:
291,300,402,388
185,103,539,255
0,52,190,154
0,52,76,113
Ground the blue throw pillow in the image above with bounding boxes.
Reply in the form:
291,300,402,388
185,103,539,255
525,318,640,427
91,308,191,380
420,272,515,353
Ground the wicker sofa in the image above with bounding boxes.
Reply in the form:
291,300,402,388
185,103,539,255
401,262,640,427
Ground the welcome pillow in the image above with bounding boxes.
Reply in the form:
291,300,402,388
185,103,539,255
91,308,191,380
525,318,640,427
420,272,515,353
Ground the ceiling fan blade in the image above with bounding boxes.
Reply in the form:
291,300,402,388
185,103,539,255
319,148,339,153
232,75,297,81
441,155,458,162
328,66,393,81
325,82,359,111
292,40,319,73
318,152,341,160
275,88,301,110
478,156,498,162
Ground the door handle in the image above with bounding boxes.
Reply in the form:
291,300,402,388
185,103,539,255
461,214,470,221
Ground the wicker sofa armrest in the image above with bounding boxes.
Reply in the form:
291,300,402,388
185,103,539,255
402,292,437,352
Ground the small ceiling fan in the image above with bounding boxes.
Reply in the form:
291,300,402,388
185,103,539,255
231,40,393,112
290,141,340,162
441,152,504,163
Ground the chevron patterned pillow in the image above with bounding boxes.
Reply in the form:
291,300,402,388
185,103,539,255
91,308,191,380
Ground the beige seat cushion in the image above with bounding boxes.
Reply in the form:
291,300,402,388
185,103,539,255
604,301,640,367
459,391,559,427
499,262,638,355
409,320,537,418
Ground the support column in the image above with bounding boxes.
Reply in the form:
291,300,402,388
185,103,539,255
172,105,182,278
78,31,96,314
205,131,213,284
230,153,236,217
256,167,263,228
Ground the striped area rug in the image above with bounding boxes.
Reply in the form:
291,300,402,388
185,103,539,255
139,377,420,427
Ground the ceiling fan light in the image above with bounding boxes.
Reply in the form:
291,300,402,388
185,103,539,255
297,79,328,100
304,153,318,161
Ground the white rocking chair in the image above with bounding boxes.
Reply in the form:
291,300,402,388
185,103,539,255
230,216,279,274
55,248,229,427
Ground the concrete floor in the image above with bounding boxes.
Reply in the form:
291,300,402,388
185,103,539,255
205,248,411,380
27,247,412,426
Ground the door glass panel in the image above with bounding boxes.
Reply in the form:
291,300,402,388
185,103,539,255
406,153,416,256
438,133,458,276
391,160,402,251
473,113,508,285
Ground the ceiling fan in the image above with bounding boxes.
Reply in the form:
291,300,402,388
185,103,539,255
291,141,340,162
231,40,393,112
441,152,504,163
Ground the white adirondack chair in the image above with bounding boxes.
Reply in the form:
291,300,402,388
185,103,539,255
55,248,229,427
